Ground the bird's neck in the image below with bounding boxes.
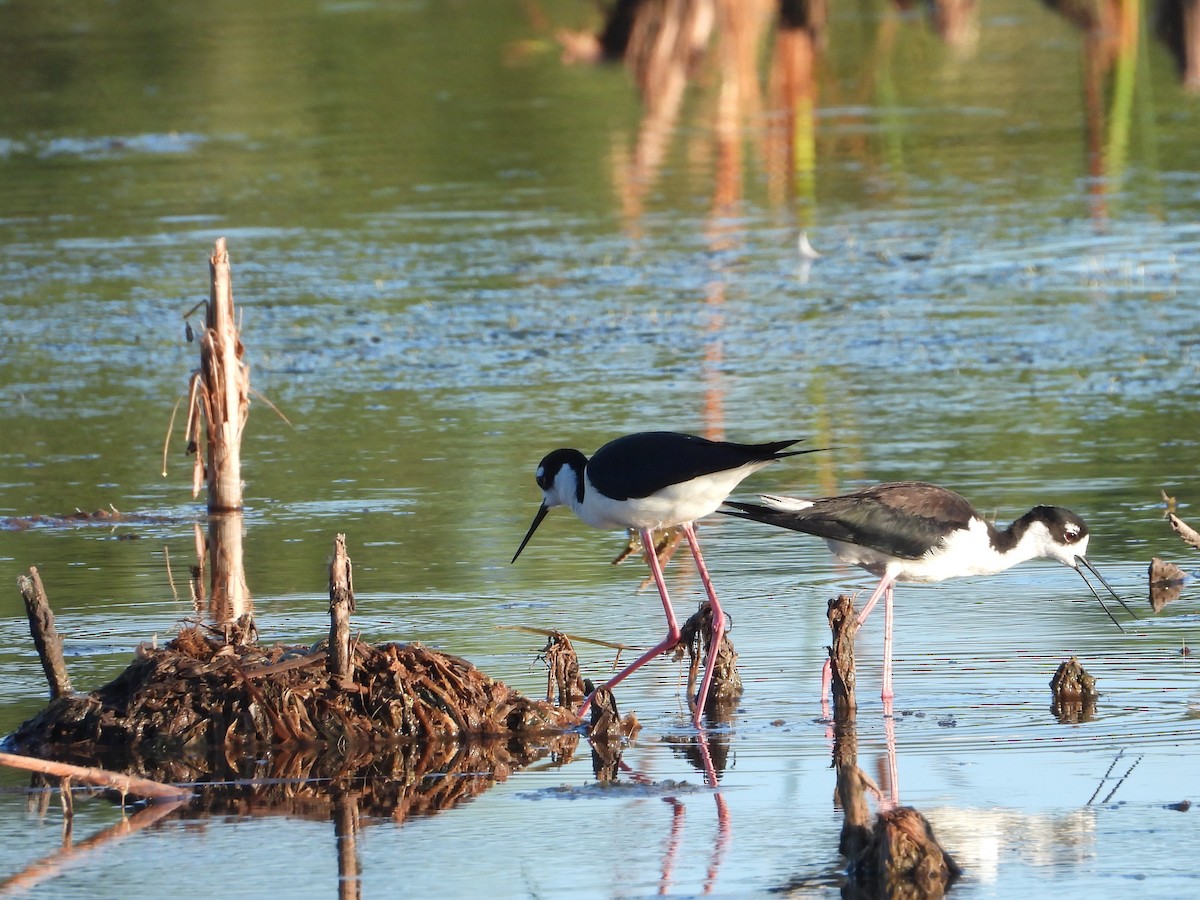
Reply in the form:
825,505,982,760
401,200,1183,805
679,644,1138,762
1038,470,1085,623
990,513,1056,566
550,460,587,513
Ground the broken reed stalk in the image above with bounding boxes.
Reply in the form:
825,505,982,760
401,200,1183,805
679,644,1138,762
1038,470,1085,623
188,236,249,512
328,533,355,685
17,567,72,699
828,593,858,716
0,751,189,802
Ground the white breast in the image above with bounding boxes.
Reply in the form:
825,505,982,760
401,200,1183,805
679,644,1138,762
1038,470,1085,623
577,464,767,531
831,517,1021,584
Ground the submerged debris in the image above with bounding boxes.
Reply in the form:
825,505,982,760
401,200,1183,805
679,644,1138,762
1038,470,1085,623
0,506,173,532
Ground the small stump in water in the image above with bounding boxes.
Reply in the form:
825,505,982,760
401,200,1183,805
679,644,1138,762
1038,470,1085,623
1050,656,1098,724
848,806,962,899
585,685,640,781
541,631,586,708
678,600,742,717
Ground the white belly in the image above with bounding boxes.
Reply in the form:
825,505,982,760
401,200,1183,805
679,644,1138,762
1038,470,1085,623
826,518,1018,584
579,465,761,531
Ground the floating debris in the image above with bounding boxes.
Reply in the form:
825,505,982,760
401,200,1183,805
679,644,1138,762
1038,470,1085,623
1169,511,1200,552
1149,556,1188,612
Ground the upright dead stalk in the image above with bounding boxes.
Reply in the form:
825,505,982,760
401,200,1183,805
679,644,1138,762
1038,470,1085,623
328,534,355,685
187,236,249,512
17,567,72,699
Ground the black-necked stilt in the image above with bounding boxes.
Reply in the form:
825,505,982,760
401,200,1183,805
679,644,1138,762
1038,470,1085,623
722,482,1134,702
512,431,817,727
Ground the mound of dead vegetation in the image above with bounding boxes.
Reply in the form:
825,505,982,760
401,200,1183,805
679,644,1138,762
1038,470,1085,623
9,625,580,769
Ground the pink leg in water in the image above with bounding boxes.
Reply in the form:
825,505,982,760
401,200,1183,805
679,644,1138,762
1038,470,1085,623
881,582,896,701
680,522,725,730
579,526,683,720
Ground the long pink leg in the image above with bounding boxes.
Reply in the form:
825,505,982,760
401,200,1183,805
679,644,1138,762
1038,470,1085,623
820,572,899,705
579,526,683,719
881,583,896,701
680,522,725,729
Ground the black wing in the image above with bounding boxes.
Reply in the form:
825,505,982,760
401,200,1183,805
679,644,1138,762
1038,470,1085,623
587,432,807,501
724,482,979,560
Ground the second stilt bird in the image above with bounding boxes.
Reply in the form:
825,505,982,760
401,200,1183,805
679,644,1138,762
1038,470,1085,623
723,482,1134,702
512,431,816,728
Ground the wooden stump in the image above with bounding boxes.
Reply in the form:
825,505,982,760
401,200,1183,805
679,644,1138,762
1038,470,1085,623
17,567,72,699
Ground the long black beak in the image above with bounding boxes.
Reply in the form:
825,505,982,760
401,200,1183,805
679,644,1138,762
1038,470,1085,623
512,503,549,564
1074,555,1137,631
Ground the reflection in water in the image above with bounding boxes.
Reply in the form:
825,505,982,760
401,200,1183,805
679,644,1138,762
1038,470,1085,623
660,728,733,894
555,0,1189,252
333,787,362,900
3,736,584,896
1154,0,1200,89
0,797,188,894
196,512,253,627
767,1,823,217
1044,0,1146,225
585,722,732,894
820,594,961,897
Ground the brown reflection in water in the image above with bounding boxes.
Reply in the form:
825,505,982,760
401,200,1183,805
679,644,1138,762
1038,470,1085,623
660,728,733,894
825,594,961,897
0,797,188,895
766,1,824,218
1043,0,1142,226
0,734,582,895
1155,0,1200,90
585,711,731,895
333,786,362,900
606,0,719,235
191,513,253,628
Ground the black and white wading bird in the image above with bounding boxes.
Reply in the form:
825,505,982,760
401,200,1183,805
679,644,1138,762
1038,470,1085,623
722,482,1134,702
512,431,818,728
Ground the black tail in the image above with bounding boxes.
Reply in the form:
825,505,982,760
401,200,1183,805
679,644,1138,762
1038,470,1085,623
720,499,806,527
751,439,827,462
719,498,840,541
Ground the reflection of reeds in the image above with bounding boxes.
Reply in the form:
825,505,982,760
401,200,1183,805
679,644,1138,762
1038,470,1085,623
826,594,961,897
1044,0,1149,224
1155,0,1200,89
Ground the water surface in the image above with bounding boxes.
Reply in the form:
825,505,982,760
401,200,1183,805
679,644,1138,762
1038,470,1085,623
1,0,1199,896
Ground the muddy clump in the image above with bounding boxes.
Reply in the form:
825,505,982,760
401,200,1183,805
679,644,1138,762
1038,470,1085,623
8,626,580,774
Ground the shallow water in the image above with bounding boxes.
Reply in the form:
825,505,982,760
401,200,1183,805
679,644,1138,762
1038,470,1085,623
2,0,1200,896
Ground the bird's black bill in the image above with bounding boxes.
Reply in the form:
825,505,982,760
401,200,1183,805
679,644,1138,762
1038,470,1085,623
511,503,549,564
1074,555,1136,631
